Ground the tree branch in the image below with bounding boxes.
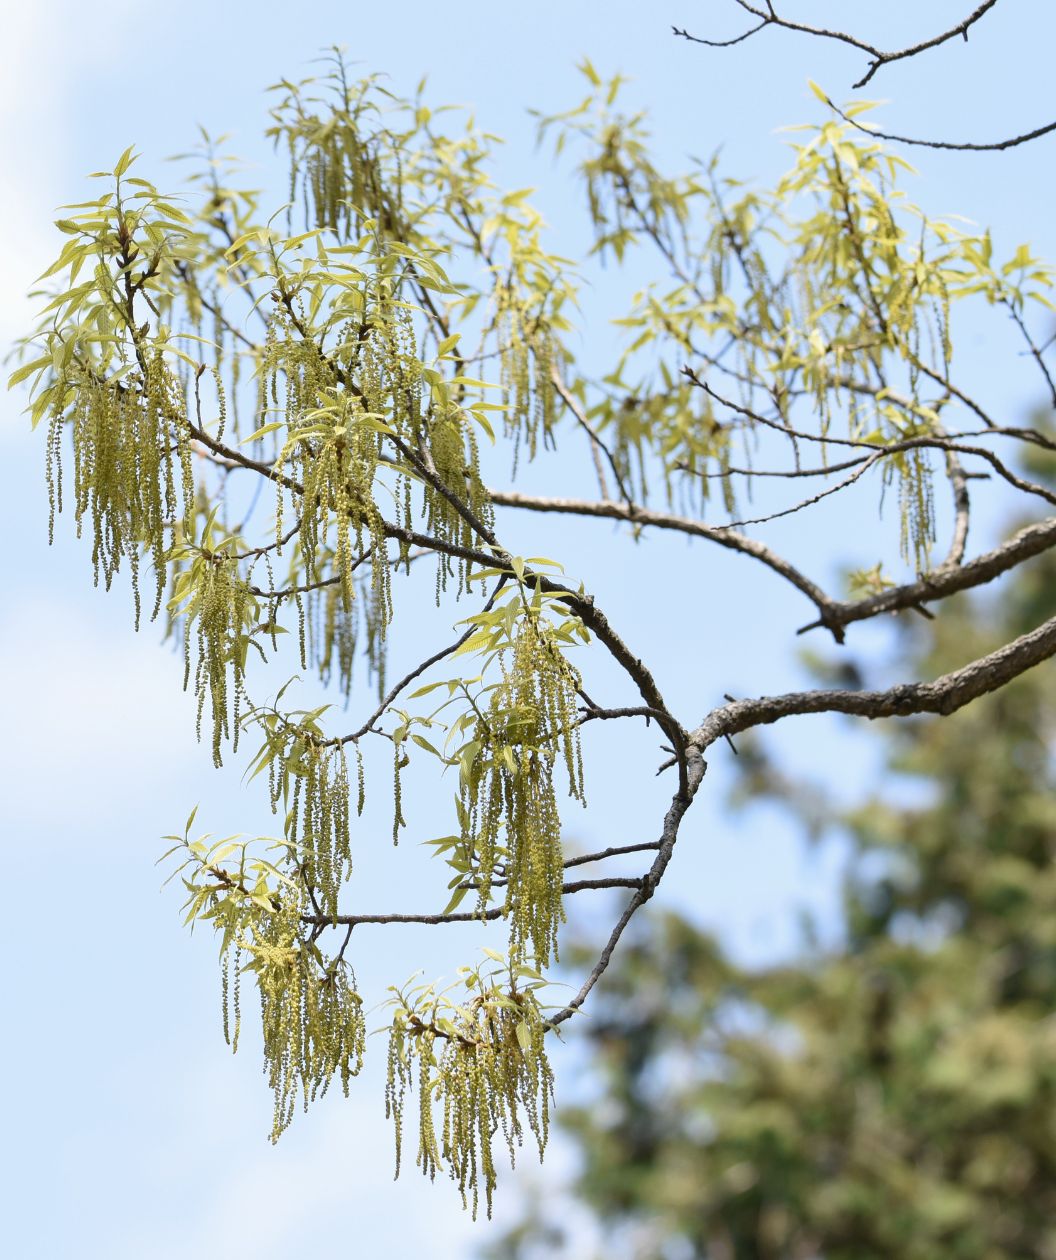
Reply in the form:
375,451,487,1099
695,611,1056,749
336,578,508,745
551,748,708,1025
489,489,842,637
939,445,971,569
459,842,663,892
551,368,632,505
824,93,1056,154
798,514,1056,635
303,876,645,928
675,2,1001,89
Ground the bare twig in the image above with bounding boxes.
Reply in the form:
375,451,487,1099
336,578,508,745
552,367,631,505
687,373,1056,508
459,842,664,891
824,93,1056,154
551,748,707,1025
489,489,842,636
303,876,645,929
675,2,1001,89
1002,296,1056,409
561,841,662,870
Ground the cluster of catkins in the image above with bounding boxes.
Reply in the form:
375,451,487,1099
465,610,586,968
231,894,367,1143
54,352,194,628
385,971,554,1218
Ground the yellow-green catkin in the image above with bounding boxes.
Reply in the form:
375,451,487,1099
497,290,556,472
290,739,353,919
237,894,366,1142
261,302,414,667
250,719,355,921
297,408,391,620
220,941,243,1052
881,442,936,577
425,404,493,598
185,551,255,767
466,614,585,968
58,353,193,629
385,980,554,1219
305,112,388,242
899,446,936,575
311,566,387,702
270,61,409,247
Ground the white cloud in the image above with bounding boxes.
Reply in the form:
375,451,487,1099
0,0,140,346
0,593,199,824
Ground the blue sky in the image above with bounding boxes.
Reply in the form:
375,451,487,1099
2,3,1054,1256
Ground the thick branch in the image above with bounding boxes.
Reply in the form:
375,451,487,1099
189,405,1056,651
184,408,677,732
694,612,1056,750
799,514,1056,634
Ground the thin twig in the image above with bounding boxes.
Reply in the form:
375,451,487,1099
489,488,841,637
675,2,1001,89
551,367,630,504
336,578,508,745
551,749,707,1026
1002,296,1056,409
825,93,1056,154
459,842,663,891
303,877,645,928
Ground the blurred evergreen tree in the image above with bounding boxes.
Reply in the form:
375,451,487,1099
488,539,1056,1259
